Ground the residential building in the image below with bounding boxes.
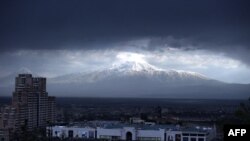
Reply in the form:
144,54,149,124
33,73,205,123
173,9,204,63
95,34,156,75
12,74,50,129
0,74,56,141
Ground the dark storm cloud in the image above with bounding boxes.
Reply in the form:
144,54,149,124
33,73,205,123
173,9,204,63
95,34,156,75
0,0,250,63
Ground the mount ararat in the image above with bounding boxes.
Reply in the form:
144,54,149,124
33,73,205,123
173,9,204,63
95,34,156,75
48,60,250,99
0,60,249,98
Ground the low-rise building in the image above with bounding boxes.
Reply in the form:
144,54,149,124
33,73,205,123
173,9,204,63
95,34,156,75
47,121,216,141
48,126,96,139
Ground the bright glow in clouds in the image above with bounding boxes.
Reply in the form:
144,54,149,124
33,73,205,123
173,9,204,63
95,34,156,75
116,52,146,63
146,48,242,69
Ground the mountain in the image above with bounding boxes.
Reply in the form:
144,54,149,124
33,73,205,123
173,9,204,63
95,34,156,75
0,68,37,96
50,61,211,84
0,67,32,87
0,63,249,98
48,61,250,99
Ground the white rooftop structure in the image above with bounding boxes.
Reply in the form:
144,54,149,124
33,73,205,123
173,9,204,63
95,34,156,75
47,121,216,141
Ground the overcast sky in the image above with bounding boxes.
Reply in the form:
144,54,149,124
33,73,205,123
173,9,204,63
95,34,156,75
0,0,250,83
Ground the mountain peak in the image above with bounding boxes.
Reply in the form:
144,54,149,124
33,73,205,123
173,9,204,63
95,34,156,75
111,52,163,72
108,58,209,81
110,60,163,72
16,67,32,74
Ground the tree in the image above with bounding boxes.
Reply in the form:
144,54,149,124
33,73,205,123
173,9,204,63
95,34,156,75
235,97,250,124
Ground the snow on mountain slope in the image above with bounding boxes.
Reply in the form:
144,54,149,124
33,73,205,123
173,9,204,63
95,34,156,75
47,60,250,98
1,59,248,98
50,60,210,85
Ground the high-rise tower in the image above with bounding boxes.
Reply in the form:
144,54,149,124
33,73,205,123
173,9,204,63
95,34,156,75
12,74,55,130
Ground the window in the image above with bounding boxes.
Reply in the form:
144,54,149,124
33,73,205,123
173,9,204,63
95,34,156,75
68,130,73,138
21,78,26,84
3,120,7,128
112,136,121,140
168,136,174,141
190,134,197,136
198,138,204,141
89,131,94,138
137,137,161,141
82,132,86,138
100,135,112,140
191,138,196,141
183,137,189,141
175,134,181,141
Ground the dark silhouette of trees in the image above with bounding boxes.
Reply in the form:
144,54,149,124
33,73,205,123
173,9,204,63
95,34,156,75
235,97,250,124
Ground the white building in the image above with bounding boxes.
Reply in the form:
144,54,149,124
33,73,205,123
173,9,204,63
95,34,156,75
47,122,216,141
48,126,96,139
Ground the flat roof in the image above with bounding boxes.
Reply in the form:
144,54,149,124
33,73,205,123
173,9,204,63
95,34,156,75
52,121,213,133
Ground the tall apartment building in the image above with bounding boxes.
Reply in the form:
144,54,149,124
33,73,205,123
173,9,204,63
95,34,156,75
11,74,56,130
0,74,56,141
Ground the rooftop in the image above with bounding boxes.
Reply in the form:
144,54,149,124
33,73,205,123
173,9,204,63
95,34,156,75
54,121,213,133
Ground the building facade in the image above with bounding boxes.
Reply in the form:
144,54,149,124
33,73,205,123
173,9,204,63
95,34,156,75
12,74,56,130
47,123,216,141
0,74,56,141
0,106,17,141
47,96,56,124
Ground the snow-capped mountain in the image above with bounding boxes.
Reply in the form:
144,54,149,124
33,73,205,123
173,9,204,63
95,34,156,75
50,60,210,85
110,60,163,73
46,61,250,98
1,63,249,99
